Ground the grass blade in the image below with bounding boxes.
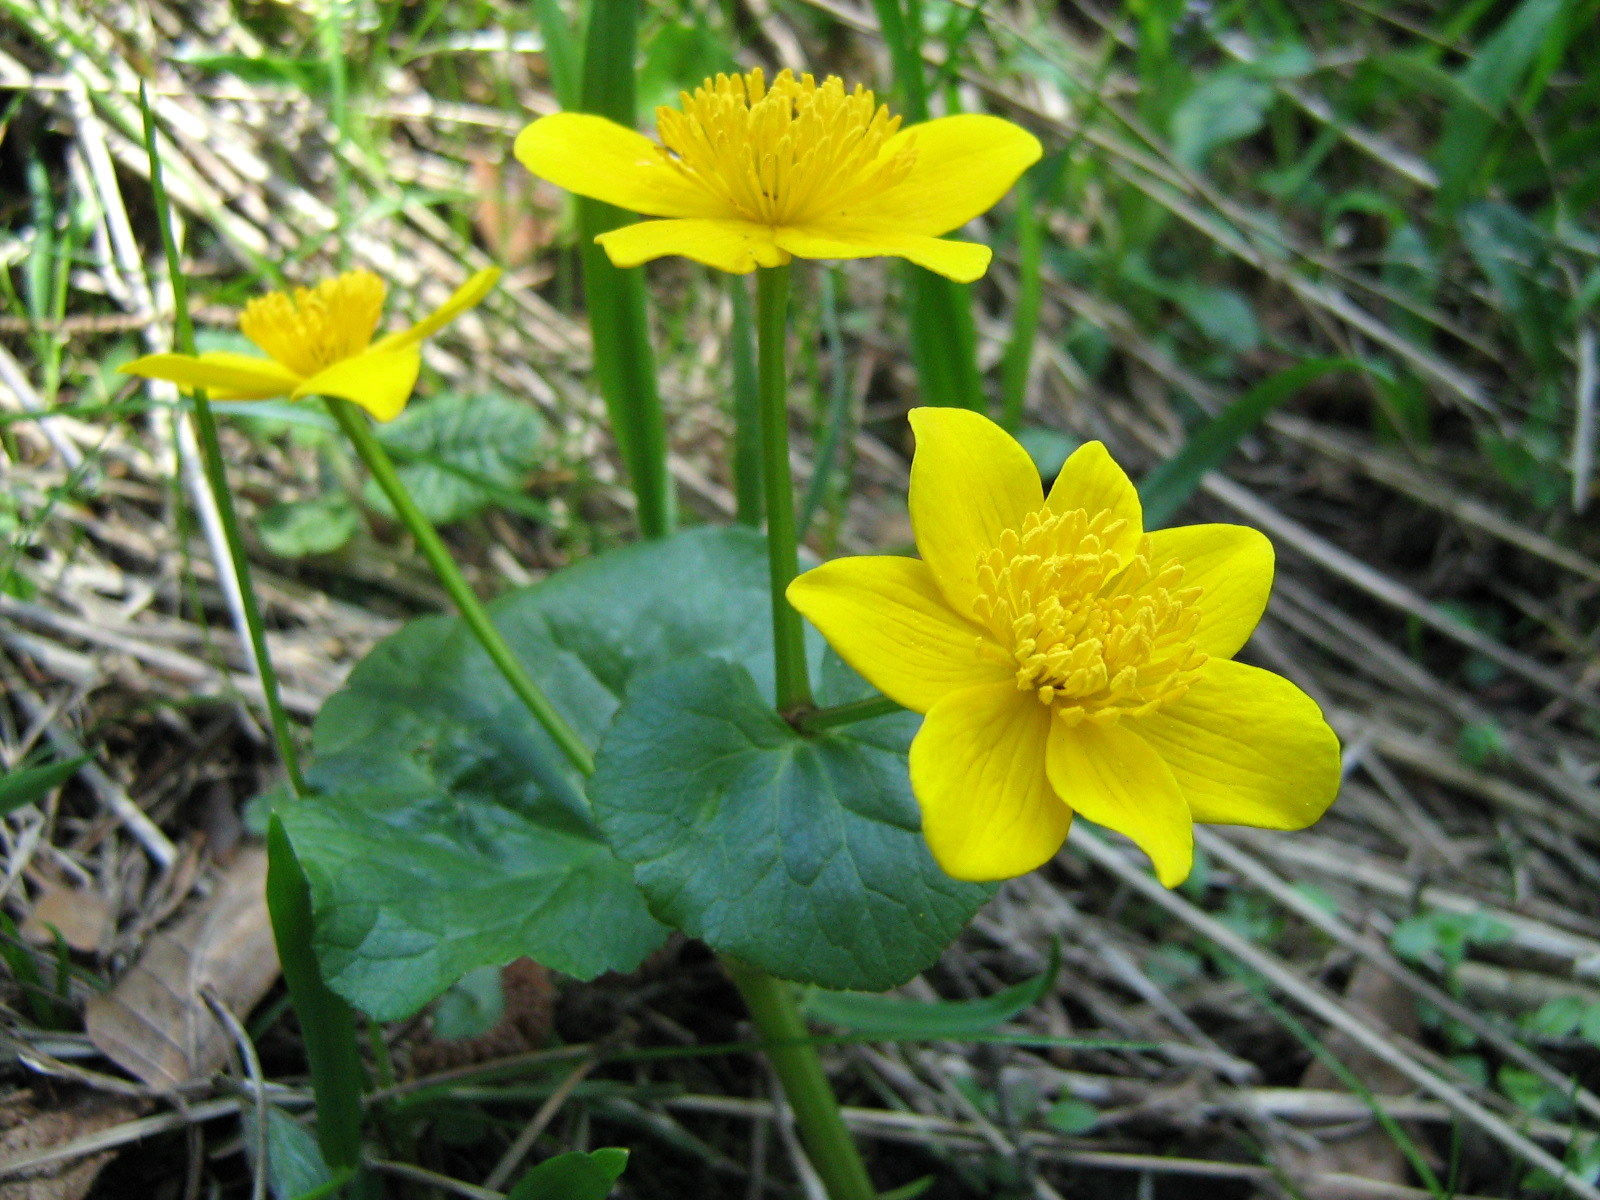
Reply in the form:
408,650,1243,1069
575,0,674,538
1139,358,1363,528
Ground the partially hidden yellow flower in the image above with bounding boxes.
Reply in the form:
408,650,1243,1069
120,267,501,422
514,69,1041,282
788,408,1340,886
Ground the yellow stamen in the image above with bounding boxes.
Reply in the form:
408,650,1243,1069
239,270,387,377
973,508,1208,726
654,69,917,227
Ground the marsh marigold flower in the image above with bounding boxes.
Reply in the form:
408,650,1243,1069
121,267,501,422
514,69,1041,281
788,409,1340,886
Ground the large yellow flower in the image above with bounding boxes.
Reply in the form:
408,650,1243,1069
121,267,501,422
514,69,1041,282
788,409,1340,886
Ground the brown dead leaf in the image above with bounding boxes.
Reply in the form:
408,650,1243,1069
0,1092,147,1200
20,881,110,954
468,153,562,269
1269,960,1428,1199
85,845,277,1090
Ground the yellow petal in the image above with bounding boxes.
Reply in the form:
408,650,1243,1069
373,267,501,353
1045,440,1143,559
1047,719,1193,887
1134,658,1341,830
774,225,992,282
907,407,1043,618
513,113,722,218
1149,524,1273,658
909,683,1070,881
862,115,1043,235
292,348,422,422
787,556,1013,713
120,351,300,400
595,218,790,274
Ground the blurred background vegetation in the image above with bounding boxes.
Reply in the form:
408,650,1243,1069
1,0,1598,1197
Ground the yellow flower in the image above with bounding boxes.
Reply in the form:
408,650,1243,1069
514,69,1041,282
788,409,1340,886
120,267,501,422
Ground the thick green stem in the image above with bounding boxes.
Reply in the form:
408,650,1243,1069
730,276,763,527
326,399,595,777
798,694,904,735
756,264,812,712
725,961,875,1200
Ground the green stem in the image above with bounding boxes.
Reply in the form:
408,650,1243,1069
730,275,763,527
798,694,904,735
756,264,812,712
725,961,875,1200
325,399,595,777
139,86,307,799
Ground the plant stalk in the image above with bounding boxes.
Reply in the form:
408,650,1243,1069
325,398,595,777
798,694,904,735
139,86,306,799
730,275,763,527
725,960,876,1200
755,264,813,712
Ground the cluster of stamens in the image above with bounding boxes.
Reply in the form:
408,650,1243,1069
655,69,917,226
239,269,386,376
972,508,1208,726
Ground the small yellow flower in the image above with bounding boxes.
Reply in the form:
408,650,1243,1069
788,409,1340,886
120,267,501,422
514,69,1041,282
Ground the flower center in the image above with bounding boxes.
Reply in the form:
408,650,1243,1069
972,508,1209,726
239,270,386,377
655,68,917,227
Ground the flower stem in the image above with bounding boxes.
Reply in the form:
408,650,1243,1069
325,398,595,778
756,264,812,712
730,275,763,527
139,86,306,800
798,694,904,735
724,960,875,1200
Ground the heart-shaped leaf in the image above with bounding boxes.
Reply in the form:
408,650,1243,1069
590,655,993,992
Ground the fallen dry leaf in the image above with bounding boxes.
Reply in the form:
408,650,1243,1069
0,1091,146,1200
1270,960,1428,1199
85,845,277,1090
20,880,110,954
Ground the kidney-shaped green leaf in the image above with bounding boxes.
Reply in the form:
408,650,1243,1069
590,654,994,992
278,528,789,1019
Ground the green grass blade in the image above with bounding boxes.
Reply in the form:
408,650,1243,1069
798,269,853,539
1139,358,1363,528
999,173,1042,431
803,942,1060,1037
0,753,88,817
872,0,987,413
574,0,673,539
266,817,367,1172
532,0,583,110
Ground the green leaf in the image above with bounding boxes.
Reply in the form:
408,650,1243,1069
590,654,994,991
282,529,799,1017
1169,71,1274,169
509,1148,629,1200
0,754,87,817
368,391,545,525
255,1107,335,1200
430,965,506,1041
1046,1097,1100,1135
281,624,665,1017
1139,358,1362,528
802,942,1059,1037
258,493,360,558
